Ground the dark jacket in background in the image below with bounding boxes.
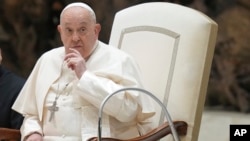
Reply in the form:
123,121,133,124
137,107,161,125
0,66,25,129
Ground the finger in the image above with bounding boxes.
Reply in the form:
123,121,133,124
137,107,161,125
69,48,81,54
67,61,74,70
64,49,80,61
64,54,75,61
66,58,76,70
68,48,77,52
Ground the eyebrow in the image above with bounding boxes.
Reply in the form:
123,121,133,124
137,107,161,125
63,21,88,26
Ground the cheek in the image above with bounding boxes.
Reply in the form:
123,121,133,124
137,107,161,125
60,33,66,42
64,46,71,55
61,35,71,44
86,33,97,43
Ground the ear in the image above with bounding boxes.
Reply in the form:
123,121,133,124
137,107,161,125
57,25,61,33
0,48,2,64
95,23,101,36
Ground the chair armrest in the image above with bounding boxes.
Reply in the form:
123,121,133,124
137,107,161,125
87,121,188,141
0,127,21,140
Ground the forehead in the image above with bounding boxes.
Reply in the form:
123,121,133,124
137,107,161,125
61,7,92,24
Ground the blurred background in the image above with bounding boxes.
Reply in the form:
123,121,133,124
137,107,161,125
0,0,249,139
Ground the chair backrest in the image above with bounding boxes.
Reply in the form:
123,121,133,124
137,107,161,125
109,2,218,141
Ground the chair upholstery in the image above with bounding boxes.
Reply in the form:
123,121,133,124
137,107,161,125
0,127,21,141
109,2,218,141
88,121,187,141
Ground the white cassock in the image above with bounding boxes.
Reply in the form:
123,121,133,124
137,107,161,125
12,41,155,141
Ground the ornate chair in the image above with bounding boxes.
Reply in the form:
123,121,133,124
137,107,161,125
106,2,218,141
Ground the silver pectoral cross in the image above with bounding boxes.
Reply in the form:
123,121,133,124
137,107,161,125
48,100,59,122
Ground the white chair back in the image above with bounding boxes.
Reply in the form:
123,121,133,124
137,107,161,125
109,2,218,141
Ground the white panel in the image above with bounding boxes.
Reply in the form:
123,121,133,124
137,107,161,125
118,26,180,125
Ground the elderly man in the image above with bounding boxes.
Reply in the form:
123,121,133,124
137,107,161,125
12,2,155,141
0,48,25,129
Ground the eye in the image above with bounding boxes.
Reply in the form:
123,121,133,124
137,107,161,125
79,28,86,33
65,28,72,33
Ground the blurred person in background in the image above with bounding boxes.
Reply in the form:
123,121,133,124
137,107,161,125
0,47,25,129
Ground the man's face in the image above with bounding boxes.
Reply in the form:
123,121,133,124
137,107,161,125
57,7,100,59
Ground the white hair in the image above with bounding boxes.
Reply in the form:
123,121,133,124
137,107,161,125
60,2,96,22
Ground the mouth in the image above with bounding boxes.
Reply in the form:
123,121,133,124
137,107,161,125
70,45,82,49
72,45,81,48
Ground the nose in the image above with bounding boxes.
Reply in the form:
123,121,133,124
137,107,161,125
72,32,80,42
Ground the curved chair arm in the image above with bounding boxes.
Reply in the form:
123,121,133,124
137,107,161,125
0,127,21,140
94,87,187,141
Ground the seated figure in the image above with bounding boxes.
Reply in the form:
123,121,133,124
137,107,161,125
12,2,155,141
0,48,25,129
